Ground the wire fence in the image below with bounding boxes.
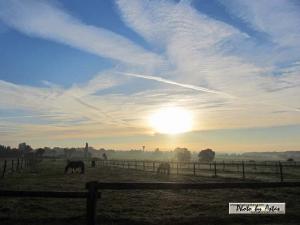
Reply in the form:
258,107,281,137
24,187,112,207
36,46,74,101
95,159,300,182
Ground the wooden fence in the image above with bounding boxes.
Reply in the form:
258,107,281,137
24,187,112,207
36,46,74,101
1,181,300,225
95,159,300,182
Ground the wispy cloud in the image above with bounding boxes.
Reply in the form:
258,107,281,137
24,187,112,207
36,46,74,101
219,0,300,48
0,0,163,67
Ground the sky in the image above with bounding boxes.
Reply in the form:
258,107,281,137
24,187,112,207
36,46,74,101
0,0,299,152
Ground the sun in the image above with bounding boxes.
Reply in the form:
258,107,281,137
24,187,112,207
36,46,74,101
149,107,193,134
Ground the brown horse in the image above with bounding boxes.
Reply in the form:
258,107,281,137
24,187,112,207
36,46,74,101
157,162,170,175
65,160,85,174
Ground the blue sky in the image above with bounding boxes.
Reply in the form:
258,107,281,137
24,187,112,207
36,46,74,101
0,0,299,151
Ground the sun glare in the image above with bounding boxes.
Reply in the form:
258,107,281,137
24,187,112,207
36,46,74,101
149,107,193,134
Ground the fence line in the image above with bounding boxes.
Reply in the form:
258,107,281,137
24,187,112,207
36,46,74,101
0,190,89,198
94,159,300,182
0,158,29,178
94,181,300,190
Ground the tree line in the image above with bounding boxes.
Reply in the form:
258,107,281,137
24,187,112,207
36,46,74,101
0,144,216,162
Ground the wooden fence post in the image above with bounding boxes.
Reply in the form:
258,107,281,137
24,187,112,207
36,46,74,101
143,161,145,171
176,163,179,175
193,163,196,176
2,160,7,178
279,162,283,182
152,162,155,172
86,181,98,225
135,161,137,170
242,161,245,180
223,161,225,171
214,162,217,177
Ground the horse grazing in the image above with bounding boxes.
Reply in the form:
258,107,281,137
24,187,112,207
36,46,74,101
65,160,85,174
157,162,170,175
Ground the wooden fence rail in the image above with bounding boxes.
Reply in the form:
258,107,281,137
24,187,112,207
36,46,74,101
0,190,89,198
94,181,300,190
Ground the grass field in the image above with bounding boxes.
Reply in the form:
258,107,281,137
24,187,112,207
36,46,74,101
0,159,300,225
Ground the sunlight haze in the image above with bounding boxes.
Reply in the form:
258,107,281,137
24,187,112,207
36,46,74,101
0,0,299,152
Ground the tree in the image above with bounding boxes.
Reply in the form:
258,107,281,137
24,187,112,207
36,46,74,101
198,148,215,162
174,147,191,161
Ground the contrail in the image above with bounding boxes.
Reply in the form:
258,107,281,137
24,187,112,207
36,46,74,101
70,95,131,126
117,72,300,112
117,71,235,98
